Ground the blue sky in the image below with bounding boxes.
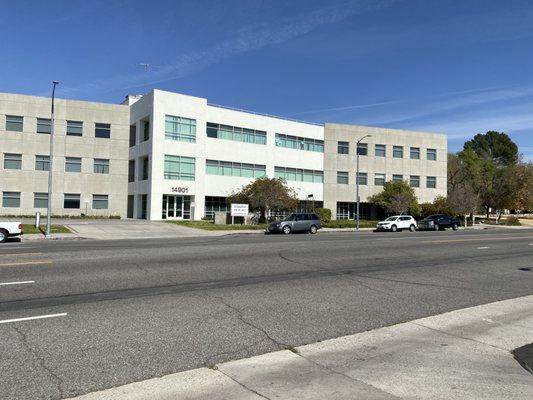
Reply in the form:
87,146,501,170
1,0,532,159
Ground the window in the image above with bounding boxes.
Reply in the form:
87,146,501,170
92,194,109,210
37,118,51,134
129,125,136,147
142,157,149,180
128,160,135,182
374,173,386,186
356,172,367,185
206,159,265,178
205,196,229,219
410,147,420,159
4,153,22,169
337,171,349,184
66,120,83,136
427,176,437,188
393,146,403,158
65,157,82,172
392,174,403,182
165,115,196,142
6,115,23,132
94,158,109,174
35,155,50,171
375,144,386,157
143,120,150,141
95,123,110,138
275,133,324,153
337,141,349,154
274,166,323,183
427,148,437,161
34,192,48,208
164,155,195,181
206,122,266,145
64,193,80,209
2,192,20,208
357,142,368,155
410,175,420,188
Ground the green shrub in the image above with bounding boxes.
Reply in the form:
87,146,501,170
315,208,332,223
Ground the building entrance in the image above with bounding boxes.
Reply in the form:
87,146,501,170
162,195,191,220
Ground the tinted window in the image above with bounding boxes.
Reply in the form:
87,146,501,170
311,214,319,220
95,123,111,138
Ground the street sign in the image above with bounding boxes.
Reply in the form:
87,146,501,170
231,203,249,217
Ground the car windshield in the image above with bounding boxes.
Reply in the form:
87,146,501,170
426,215,440,220
385,216,397,221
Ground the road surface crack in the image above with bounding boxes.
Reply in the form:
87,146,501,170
11,325,65,398
211,295,286,349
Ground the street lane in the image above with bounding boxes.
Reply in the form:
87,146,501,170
0,228,532,399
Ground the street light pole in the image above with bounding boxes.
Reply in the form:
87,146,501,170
46,80,59,239
355,134,371,231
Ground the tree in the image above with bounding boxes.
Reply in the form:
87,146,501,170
447,153,480,223
227,177,298,221
369,180,420,215
463,130,518,166
459,132,522,220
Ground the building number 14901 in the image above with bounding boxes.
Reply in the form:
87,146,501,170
171,187,189,194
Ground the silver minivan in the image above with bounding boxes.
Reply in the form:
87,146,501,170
266,213,322,234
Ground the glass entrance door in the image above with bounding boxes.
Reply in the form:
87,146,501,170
162,195,191,220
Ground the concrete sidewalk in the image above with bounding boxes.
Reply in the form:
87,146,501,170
68,296,533,400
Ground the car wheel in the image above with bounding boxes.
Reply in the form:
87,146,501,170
452,223,458,231
433,224,439,231
391,225,397,232
282,225,291,235
409,224,416,232
309,225,318,234
0,229,7,243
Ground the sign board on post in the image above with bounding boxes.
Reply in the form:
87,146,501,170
230,203,249,224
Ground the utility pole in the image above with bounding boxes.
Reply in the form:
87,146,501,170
46,80,59,239
355,135,371,231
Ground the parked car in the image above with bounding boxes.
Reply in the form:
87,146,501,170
375,215,417,232
266,213,322,234
417,214,461,231
0,221,23,243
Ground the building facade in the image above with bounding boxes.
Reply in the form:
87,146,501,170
324,123,447,220
0,89,447,220
0,93,129,217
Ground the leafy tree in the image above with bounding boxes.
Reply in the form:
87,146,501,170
369,180,420,215
459,132,524,220
228,177,298,221
463,131,518,166
447,153,480,222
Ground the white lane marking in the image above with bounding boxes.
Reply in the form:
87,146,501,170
0,261,52,267
529,243,533,246
477,246,490,249
0,280,35,286
0,313,67,325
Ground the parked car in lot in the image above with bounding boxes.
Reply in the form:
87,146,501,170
266,213,322,234
0,221,22,243
417,214,461,231
375,215,417,232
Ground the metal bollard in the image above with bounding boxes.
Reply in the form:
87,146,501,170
35,212,41,229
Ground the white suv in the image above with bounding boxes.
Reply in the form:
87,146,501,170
376,215,417,232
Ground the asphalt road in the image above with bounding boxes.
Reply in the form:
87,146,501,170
1,228,532,399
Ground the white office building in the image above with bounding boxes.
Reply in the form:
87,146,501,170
0,89,446,220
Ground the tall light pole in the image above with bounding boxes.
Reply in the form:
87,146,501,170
46,80,59,239
355,134,372,231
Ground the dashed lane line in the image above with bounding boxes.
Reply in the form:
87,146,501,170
0,281,35,286
0,261,52,267
477,247,490,250
0,313,67,324
423,236,533,244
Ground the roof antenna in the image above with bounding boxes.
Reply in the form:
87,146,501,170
138,63,150,72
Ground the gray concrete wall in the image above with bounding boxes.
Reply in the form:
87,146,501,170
0,93,130,217
323,123,447,218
